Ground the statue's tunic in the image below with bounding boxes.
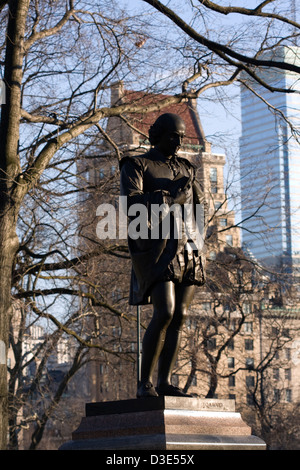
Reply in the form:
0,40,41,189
120,148,207,305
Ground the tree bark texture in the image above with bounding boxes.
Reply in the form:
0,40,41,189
0,0,30,449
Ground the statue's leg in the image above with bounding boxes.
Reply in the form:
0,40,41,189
156,283,195,393
137,281,175,397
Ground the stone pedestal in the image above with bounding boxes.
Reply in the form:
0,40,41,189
60,397,266,450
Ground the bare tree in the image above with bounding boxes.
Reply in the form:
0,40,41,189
175,242,300,448
0,0,199,448
1,0,300,449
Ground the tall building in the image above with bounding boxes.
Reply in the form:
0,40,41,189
239,46,300,272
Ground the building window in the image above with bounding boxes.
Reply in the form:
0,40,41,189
285,369,291,381
214,201,222,211
112,326,121,336
210,167,217,183
274,389,280,402
247,393,255,405
226,234,233,246
246,357,254,370
209,250,216,260
210,168,218,193
246,375,255,388
220,218,227,227
228,357,235,368
242,303,251,315
245,339,253,351
285,348,291,360
228,376,235,387
112,288,122,301
229,394,236,400
272,327,279,337
285,389,292,403
244,321,253,333
207,338,216,350
227,339,234,350
273,368,280,380
202,302,211,311
99,168,105,179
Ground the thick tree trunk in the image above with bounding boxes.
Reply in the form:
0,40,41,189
0,208,19,449
0,0,30,449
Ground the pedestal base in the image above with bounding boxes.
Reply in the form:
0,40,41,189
60,397,266,450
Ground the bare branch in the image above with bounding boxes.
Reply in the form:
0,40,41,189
198,0,300,29
24,3,76,50
142,0,300,74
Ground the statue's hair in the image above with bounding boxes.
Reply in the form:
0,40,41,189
149,113,185,146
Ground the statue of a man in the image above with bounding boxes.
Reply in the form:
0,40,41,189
120,113,206,398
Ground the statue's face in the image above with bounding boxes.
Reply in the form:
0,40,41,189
157,119,185,157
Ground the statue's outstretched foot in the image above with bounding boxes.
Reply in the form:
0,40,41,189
136,381,158,398
156,384,192,397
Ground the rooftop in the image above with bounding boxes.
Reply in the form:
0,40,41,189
111,82,210,150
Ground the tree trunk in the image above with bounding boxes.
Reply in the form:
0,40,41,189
0,207,19,449
0,0,30,449
205,362,218,398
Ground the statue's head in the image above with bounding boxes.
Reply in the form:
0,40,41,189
149,113,186,157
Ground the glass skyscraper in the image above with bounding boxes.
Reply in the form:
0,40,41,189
239,46,300,271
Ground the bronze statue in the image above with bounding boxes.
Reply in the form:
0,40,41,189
120,113,206,398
